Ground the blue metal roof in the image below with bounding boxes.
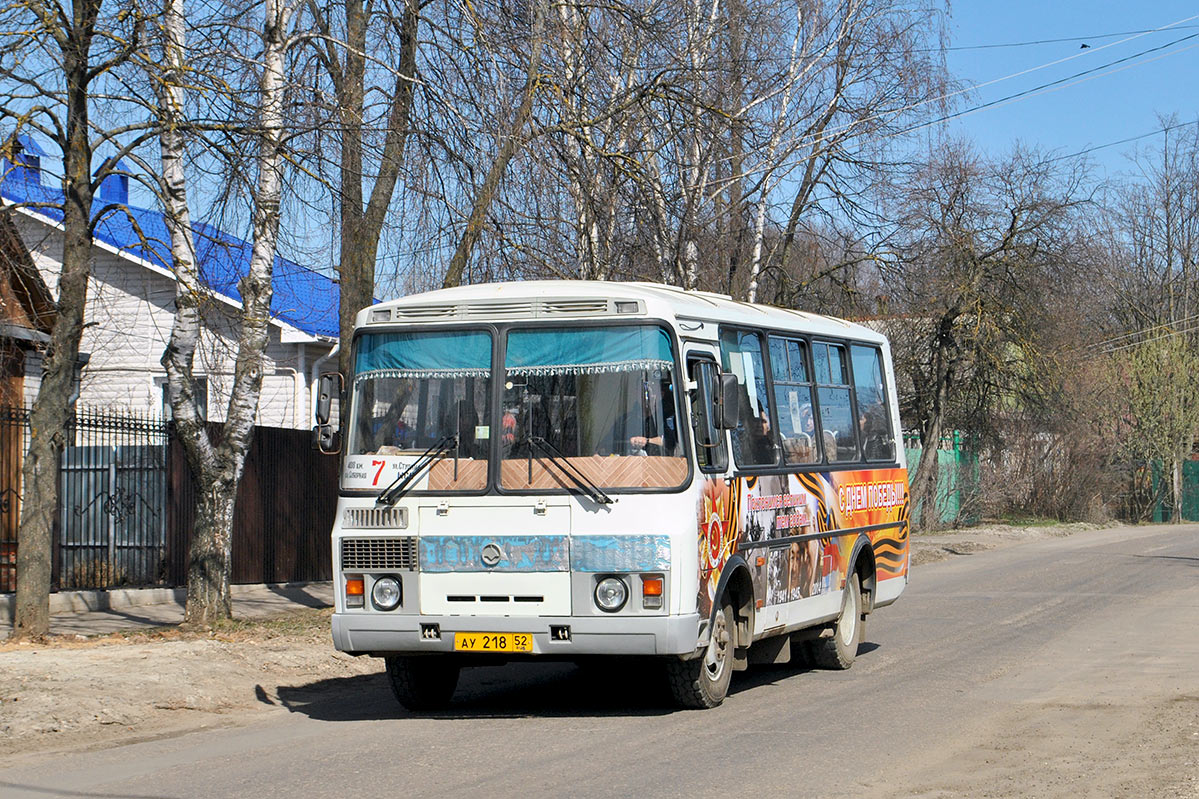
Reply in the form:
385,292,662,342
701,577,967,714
0,164,341,340
11,134,48,158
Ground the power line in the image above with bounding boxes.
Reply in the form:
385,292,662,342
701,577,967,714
698,12,1199,188
1102,321,1199,354
1041,120,1199,165
940,25,1199,53
705,26,1199,191
1088,312,1199,351
809,13,1199,155
892,32,1199,143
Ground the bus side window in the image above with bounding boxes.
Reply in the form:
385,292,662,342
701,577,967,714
814,342,859,462
768,335,820,465
689,359,728,472
850,344,896,461
718,329,778,468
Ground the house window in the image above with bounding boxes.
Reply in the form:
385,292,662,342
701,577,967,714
161,377,207,421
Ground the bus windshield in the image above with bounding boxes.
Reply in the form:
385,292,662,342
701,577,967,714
348,329,492,490
500,325,687,491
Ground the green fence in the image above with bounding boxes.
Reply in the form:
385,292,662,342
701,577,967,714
1151,459,1199,522
904,431,980,527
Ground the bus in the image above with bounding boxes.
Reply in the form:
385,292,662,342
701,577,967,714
315,281,910,709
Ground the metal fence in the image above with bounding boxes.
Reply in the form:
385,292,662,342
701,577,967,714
903,430,981,527
58,408,171,589
0,405,335,593
1150,459,1199,522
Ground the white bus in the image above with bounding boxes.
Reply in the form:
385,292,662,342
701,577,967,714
316,281,910,709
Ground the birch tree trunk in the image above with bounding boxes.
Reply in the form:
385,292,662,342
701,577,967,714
158,0,297,627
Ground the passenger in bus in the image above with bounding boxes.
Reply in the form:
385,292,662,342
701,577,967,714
782,403,818,462
859,406,892,460
622,378,678,456
734,386,775,463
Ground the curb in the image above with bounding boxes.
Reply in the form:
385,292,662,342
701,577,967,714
0,581,331,623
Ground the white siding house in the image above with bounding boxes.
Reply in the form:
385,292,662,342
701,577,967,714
1,136,339,429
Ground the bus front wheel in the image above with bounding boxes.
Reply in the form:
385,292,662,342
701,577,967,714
667,598,735,709
808,572,863,670
385,655,460,711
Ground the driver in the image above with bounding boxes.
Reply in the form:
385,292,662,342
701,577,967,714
624,377,678,456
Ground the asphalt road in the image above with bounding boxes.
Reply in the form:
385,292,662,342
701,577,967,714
3,523,1197,799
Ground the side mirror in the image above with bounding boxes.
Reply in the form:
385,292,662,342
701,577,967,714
312,425,341,454
315,372,342,426
314,372,343,454
717,373,740,430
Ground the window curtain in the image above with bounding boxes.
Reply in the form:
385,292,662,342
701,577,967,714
355,330,492,381
505,326,673,376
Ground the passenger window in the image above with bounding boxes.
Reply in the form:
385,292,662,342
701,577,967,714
813,342,858,462
719,329,777,467
689,359,729,472
768,336,819,465
851,344,895,461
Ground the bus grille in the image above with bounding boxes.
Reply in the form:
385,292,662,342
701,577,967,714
342,507,407,529
389,298,615,321
542,299,609,315
341,537,418,571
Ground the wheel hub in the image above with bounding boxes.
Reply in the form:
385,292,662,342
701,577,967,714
704,612,730,680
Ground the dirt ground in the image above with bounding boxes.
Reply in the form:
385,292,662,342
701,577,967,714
0,608,381,761
0,520,1147,774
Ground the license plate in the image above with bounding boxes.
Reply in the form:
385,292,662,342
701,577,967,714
454,632,534,653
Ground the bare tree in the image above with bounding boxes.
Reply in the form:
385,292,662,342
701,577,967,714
884,142,1092,525
440,0,548,288
157,0,303,625
1103,119,1199,522
0,0,155,639
301,0,419,389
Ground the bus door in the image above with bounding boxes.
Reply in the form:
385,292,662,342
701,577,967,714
683,350,730,475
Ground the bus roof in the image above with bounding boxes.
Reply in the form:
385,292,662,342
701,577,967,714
362,280,887,345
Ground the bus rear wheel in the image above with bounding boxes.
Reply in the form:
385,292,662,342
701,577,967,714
808,572,863,670
667,598,734,709
385,655,460,711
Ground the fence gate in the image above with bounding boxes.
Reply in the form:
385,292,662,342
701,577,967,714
57,412,169,589
0,407,27,591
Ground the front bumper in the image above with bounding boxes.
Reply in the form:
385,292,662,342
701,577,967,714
333,612,703,657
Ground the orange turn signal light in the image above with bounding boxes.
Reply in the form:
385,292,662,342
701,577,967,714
642,576,663,597
345,577,364,596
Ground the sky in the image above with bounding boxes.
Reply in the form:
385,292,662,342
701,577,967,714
942,3,1199,178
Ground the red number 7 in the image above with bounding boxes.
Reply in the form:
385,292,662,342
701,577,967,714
371,459,385,486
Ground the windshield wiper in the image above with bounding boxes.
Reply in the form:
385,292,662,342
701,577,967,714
376,435,458,507
527,436,613,505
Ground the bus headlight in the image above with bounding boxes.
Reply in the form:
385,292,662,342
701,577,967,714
594,576,629,612
371,576,402,611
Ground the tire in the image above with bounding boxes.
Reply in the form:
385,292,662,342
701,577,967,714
385,655,460,711
807,572,863,670
666,598,735,709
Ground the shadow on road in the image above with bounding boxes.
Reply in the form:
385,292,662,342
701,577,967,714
262,585,331,608
275,660,673,721
274,641,882,721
